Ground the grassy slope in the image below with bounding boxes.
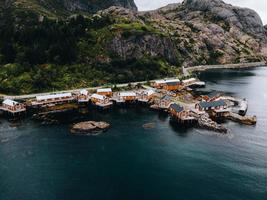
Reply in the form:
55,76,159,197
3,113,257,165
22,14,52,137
0,6,179,94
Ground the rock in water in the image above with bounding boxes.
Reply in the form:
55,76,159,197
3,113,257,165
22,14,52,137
71,121,110,135
143,123,156,129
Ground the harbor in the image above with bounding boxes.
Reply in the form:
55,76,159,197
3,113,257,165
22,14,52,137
0,74,257,134
1,66,267,200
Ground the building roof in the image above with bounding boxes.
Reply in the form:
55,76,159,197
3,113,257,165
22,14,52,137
207,91,221,98
165,79,180,83
166,81,180,86
155,80,166,84
145,90,155,96
155,79,180,85
80,89,88,96
97,88,112,93
91,94,105,100
119,92,136,97
36,93,72,101
182,78,197,84
199,100,226,109
3,99,19,106
170,103,184,113
161,95,171,101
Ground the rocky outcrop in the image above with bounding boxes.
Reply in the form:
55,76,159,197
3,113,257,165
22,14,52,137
3,0,267,71
107,34,180,65
183,0,266,41
58,0,137,12
97,2,267,67
71,121,110,134
29,0,137,14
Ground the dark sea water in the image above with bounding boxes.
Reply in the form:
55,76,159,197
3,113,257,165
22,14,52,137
0,67,267,200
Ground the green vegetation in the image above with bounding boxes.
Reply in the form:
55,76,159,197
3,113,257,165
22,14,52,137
111,22,163,38
0,8,179,94
208,50,224,65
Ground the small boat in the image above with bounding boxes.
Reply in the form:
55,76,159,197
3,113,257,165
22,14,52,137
238,98,248,116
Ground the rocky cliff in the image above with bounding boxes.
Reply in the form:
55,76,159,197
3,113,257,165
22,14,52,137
96,0,267,67
5,0,137,17
0,0,267,93
183,0,266,41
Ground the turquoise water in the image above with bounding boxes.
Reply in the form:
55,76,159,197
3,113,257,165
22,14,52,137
0,68,267,200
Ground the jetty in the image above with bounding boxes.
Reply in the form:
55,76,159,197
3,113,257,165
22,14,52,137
225,112,257,125
185,62,266,74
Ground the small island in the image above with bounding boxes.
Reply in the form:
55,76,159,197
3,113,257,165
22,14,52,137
71,121,110,135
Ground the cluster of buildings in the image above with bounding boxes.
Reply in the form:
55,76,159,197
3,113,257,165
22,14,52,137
0,87,157,116
156,89,229,124
0,76,229,125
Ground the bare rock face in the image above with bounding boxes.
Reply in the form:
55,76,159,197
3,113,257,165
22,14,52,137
107,34,180,65
71,121,110,134
183,0,266,40
41,0,137,13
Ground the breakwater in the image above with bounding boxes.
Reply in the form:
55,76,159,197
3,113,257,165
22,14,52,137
186,62,266,73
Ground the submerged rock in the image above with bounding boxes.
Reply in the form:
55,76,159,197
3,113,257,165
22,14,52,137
143,122,156,129
71,121,110,135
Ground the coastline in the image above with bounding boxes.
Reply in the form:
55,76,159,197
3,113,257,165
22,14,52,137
185,62,266,73
0,62,266,101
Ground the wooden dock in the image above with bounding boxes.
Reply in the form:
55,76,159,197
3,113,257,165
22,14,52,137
0,106,26,114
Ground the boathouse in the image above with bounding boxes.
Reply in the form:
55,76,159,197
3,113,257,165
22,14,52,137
31,93,74,106
163,81,182,91
153,80,166,89
91,94,113,108
0,99,26,114
159,95,172,109
169,103,195,123
118,92,137,102
137,90,156,102
77,89,90,103
195,100,227,113
153,79,181,89
97,88,112,97
201,91,222,102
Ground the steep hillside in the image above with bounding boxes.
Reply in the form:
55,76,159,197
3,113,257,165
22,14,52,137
0,0,266,94
4,0,137,17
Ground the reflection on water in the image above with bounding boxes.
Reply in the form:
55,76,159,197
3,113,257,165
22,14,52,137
0,67,267,200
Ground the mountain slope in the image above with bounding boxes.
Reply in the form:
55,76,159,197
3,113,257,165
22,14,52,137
4,0,137,17
0,0,266,94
